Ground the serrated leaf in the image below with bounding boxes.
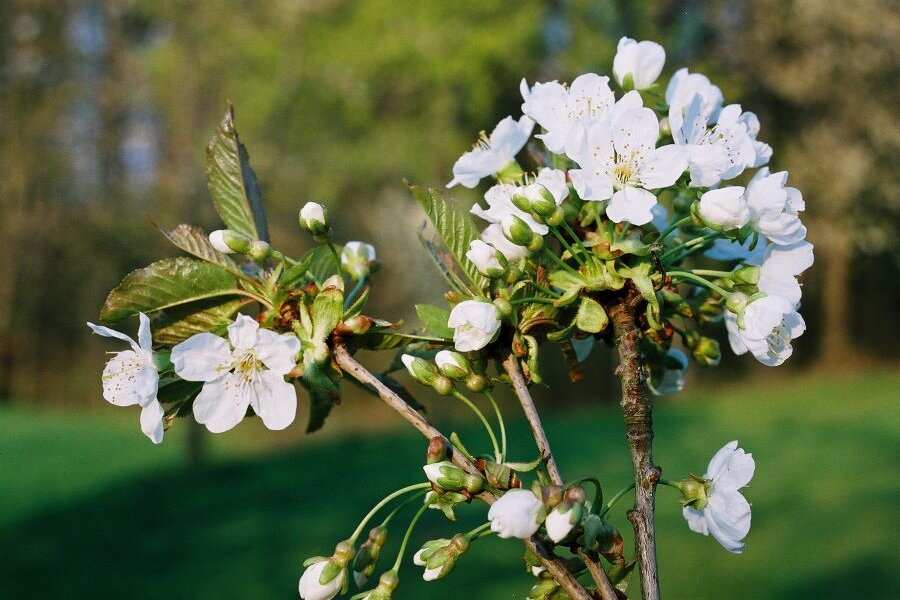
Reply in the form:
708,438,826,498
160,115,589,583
280,254,314,287
415,304,453,338
205,106,268,241
152,298,249,345
101,257,242,322
409,184,489,294
158,223,242,274
304,244,341,284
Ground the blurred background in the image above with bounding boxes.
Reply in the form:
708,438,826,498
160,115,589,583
1,0,897,598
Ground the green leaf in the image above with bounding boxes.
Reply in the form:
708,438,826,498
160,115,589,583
152,298,249,345
304,244,341,284
279,254,314,287
156,378,203,406
409,184,489,294
575,297,609,334
305,387,336,434
548,270,585,307
157,223,242,274
415,304,453,338
205,105,269,241
101,257,242,322
312,285,344,341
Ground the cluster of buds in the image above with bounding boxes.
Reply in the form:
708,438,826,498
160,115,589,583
298,541,354,600
209,228,272,262
412,535,470,581
352,526,389,587
401,350,487,395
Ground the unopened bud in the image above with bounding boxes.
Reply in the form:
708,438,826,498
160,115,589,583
299,201,331,239
209,229,252,254
502,214,537,247
493,297,513,318
401,354,439,387
691,336,721,366
427,436,450,464
733,265,760,286
544,206,565,227
434,350,471,380
248,240,272,262
541,484,564,508
423,461,482,492
336,314,373,336
341,241,377,280
432,375,453,396
466,239,508,279
464,373,487,392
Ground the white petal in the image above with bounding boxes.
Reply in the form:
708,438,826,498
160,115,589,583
640,144,688,189
613,107,659,159
192,374,251,433
481,224,528,261
171,333,233,382
705,441,740,480
569,168,614,202
682,505,709,535
714,448,755,491
249,370,298,431
228,314,260,351
140,400,165,444
87,322,141,354
606,187,657,225
255,329,301,375
137,312,153,351
101,351,157,407
705,490,751,553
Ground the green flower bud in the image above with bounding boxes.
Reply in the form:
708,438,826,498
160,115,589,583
492,297,513,318
209,229,252,255
423,461,481,492
248,240,272,262
691,336,721,366
400,354,440,387
502,215,537,247
434,350,471,380
464,373,487,393
544,206,566,227
733,265,760,286
432,375,453,396
299,201,331,240
414,534,470,581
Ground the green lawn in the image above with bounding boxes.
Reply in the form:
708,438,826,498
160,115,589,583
1,369,898,599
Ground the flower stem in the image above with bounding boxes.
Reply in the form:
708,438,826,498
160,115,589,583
667,270,732,298
326,241,342,274
379,490,429,528
465,522,493,540
541,247,582,278
531,282,562,298
598,482,636,518
391,501,430,572
656,216,693,242
482,389,507,461
344,276,367,309
510,296,556,306
349,483,431,544
550,227,586,266
661,231,718,263
561,221,585,247
452,390,501,463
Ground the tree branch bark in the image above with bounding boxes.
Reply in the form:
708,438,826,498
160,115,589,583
502,354,563,485
333,343,594,600
609,299,661,600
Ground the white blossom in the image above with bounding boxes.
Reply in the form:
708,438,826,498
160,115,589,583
746,168,807,245
674,98,757,187
757,241,814,305
341,241,377,280
520,73,616,154
535,168,570,204
447,300,501,352
413,549,443,581
488,489,544,539
698,186,750,230
298,560,344,600
171,314,301,433
647,348,689,396
300,201,326,225
471,183,547,234
481,224,529,262
466,240,505,277
545,504,580,543
682,441,755,554
87,313,164,444
613,37,666,90
665,67,724,136
727,295,805,366
738,111,773,168
568,91,687,225
447,115,534,188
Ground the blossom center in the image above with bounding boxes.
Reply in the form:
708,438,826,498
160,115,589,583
233,349,265,382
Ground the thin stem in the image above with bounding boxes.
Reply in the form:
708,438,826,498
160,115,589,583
668,270,732,298
561,221,585,247
610,297,662,600
661,231,717,263
234,289,274,309
482,389,507,461
326,241,343,274
511,296,556,306
501,355,563,486
690,269,734,278
391,501,429,572
451,390,501,463
541,247,582,278
531,282,562,298
550,227,586,266
349,483,431,544
657,216,693,242
344,276,367,309
379,490,429,528
465,522,492,540
598,482,636,518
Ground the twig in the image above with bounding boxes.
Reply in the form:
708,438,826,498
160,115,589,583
501,354,563,485
503,354,617,600
333,343,593,600
609,296,661,600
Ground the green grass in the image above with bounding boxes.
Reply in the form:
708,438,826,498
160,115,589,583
1,370,898,599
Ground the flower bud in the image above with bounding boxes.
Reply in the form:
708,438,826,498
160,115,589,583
426,436,450,464
299,201,331,239
248,239,272,262
492,297,513,318
400,354,440,387
691,336,721,366
502,214,538,247
545,498,584,544
733,265,760,286
336,315,373,336
695,187,750,231
541,484,564,509
434,350,471,380
432,375,453,396
352,526,388,587
527,574,561,599
298,541,353,600
544,206,566,227
209,229,252,254
465,239,508,278
423,461,482,492
464,373,487,392
341,241,377,280
725,291,750,315
488,489,544,539
413,534,470,581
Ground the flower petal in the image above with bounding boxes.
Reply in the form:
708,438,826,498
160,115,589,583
249,370,298,431
87,322,141,354
137,312,153,352
606,187,657,225
140,399,165,444
255,330,301,375
101,351,157,407
171,333,233,382
705,440,740,480
640,144,688,190
228,314,260,351
192,374,251,433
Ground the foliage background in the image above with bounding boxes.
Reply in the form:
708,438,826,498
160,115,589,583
1,0,897,598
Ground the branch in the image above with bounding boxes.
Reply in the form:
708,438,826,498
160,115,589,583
609,298,661,600
333,343,594,600
501,354,563,485
578,549,621,600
